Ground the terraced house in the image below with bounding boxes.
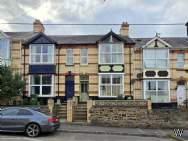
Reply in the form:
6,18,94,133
0,19,188,106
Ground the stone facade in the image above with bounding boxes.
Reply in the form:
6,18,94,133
90,100,188,129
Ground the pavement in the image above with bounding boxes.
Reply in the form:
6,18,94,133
0,132,177,141
59,123,188,141
0,123,188,141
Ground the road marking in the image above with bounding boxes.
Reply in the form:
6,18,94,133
0,137,42,141
137,128,145,134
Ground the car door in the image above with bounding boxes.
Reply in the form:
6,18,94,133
15,109,33,131
1,108,19,131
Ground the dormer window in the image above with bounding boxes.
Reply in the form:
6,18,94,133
30,44,54,64
99,43,124,64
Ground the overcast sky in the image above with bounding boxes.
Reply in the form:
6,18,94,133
0,0,188,37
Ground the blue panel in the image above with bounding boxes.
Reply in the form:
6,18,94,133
65,75,74,101
29,65,56,74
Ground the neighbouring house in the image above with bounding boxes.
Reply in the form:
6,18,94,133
0,19,188,106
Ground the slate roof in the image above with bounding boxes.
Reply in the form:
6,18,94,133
133,37,188,48
4,31,134,44
3,31,188,48
5,32,38,41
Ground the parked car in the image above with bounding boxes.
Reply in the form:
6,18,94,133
0,107,60,137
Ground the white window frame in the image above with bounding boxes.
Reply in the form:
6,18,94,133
80,48,88,65
66,48,74,65
143,48,169,70
143,79,170,103
29,44,55,64
0,37,10,66
99,43,124,64
99,73,124,97
29,75,54,97
176,53,185,68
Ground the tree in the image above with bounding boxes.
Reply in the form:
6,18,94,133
0,66,25,103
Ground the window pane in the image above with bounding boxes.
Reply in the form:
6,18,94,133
2,108,19,116
101,75,110,84
112,75,122,84
144,60,156,69
42,86,51,95
157,91,169,102
17,109,33,115
100,44,110,53
156,50,168,59
112,54,123,64
81,48,87,56
31,54,40,63
143,49,155,59
177,62,184,68
67,57,73,65
30,75,40,84
31,86,40,95
112,85,123,96
100,54,111,64
42,45,48,53
42,75,52,84
66,49,73,65
158,81,168,91
177,54,184,61
146,81,156,90
112,44,122,52
0,39,9,59
81,57,87,64
156,59,168,69
100,86,111,96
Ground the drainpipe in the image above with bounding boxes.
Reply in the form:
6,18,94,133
23,44,26,98
58,46,60,97
129,46,132,96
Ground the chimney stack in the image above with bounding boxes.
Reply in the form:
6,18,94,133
120,22,129,36
33,19,45,33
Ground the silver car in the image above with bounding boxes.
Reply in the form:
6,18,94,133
0,107,60,137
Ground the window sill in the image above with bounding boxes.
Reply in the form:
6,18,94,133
65,64,74,66
176,68,187,71
80,64,88,67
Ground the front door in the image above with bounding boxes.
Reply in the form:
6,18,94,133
80,75,89,102
65,75,74,101
177,85,186,106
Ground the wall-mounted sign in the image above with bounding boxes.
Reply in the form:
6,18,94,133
98,64,124,73
112,65,124,72
99,65,111,72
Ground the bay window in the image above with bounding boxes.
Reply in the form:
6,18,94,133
143,49,169,69
99,43,123,64
99,74,124,97
30,75,54,97
144,80,170,103
30,44,54,64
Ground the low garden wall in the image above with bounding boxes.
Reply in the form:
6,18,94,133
89,100,188,129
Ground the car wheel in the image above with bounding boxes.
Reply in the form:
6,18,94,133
25,123,40,137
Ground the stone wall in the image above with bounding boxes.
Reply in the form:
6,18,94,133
90,100,188,129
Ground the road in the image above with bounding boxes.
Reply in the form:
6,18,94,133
0,132,175,141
